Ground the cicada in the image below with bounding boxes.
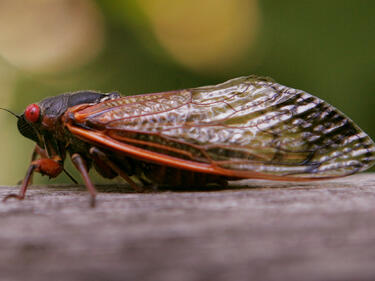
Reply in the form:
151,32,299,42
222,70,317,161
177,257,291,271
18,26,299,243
2,75,375,206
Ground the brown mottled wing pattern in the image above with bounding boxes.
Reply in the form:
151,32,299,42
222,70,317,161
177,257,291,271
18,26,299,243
72,76,375,179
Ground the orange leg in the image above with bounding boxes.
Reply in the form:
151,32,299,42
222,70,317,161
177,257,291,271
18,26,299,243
32,144,49,159
32,145,77,184
3,158,63,202
16,145,49,185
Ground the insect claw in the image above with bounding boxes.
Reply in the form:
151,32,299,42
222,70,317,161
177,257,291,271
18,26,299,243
3,193,25,202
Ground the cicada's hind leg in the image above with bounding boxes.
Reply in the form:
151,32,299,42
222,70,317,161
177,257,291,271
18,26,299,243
3,157,63,202
71,153,97,207
89,147,145,193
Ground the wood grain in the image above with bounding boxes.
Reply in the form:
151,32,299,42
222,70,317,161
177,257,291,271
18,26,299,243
1,173,375,281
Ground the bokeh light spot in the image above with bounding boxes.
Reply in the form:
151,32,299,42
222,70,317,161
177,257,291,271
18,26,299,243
138,0,260,73
0,0,105,73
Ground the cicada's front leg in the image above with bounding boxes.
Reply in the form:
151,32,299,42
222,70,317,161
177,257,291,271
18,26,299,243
32,144,49,160
3,156,63,202
18,144,49,185
27,144,77,184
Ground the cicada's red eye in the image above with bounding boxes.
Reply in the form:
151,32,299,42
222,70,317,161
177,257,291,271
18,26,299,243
25,104,40,123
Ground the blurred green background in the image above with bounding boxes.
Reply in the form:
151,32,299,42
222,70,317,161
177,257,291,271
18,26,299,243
0,0,374,185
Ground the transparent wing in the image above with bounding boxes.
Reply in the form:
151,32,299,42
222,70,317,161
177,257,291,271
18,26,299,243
72,76,375,179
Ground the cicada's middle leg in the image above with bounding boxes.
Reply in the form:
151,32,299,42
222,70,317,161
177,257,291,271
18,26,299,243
70,148,145,207
71,153,98,207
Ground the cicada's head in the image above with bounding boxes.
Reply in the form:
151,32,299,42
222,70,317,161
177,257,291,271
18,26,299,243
16,91,121,146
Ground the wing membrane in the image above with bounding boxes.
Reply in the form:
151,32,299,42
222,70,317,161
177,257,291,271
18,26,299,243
69,76,375,179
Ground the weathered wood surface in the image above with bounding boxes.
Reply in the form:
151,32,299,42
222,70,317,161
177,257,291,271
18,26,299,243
1,173,375,281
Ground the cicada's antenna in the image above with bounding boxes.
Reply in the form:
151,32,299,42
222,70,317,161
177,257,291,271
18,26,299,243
0,108,21,119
